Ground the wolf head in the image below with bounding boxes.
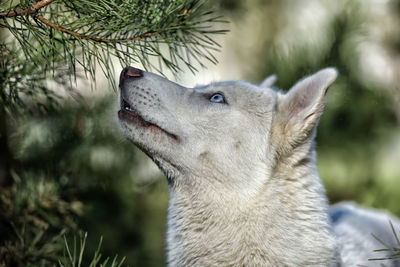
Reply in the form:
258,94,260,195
118,67,337,193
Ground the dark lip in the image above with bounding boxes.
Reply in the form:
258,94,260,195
118,98,179,142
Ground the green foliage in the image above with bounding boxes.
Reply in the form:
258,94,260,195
0,97,169,266
0,0,227,111
59,233,125,267
0,172,76,266
0,42,74,113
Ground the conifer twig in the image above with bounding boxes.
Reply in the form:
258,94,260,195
1,0,163,43
0,0,54,18
0,0,228,111
34,14,160,43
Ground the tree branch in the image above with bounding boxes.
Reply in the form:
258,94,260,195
0,0,225,95
0,0,54,18
1,0,161,43
35,14,160,43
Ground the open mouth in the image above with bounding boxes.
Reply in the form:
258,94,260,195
118,98,179,142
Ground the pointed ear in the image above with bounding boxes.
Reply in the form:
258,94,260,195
275,68,338,141
260,74,277,88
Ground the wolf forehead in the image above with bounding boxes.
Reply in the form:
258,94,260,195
195,80,274,94
194,80,278,105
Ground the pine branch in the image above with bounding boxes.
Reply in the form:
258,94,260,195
34,14,160,43
0,0,54,18
0,0,228,112
0,0,164,43
59,233,126,267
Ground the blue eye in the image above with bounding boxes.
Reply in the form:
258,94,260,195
209,93,225,103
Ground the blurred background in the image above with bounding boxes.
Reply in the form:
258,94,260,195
1,0,399,266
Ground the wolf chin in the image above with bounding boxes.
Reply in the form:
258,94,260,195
117,66,400,266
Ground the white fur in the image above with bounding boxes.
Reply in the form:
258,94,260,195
118,68,400,266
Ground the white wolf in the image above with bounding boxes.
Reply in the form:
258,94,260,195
117,66,400,266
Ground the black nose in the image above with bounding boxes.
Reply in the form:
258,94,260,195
119,66,143,86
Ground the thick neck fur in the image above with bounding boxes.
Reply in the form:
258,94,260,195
166,143,338,267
